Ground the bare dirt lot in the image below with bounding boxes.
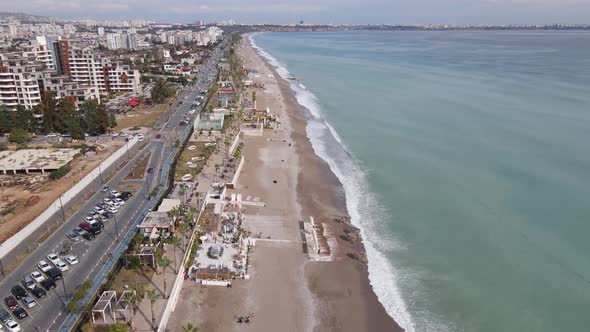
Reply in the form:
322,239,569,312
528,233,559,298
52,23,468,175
0,141,124,242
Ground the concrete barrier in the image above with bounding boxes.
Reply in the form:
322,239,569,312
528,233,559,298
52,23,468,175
228,132,240,156
0,138,138,260
230,156,245,186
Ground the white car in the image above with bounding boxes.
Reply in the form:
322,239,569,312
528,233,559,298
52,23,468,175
54,260,69,272
114,198,125,205
30,271,45,283
107,206,118,214
46,133,57,138
4,319,21,332
46,253,60,265
107,201,120,208
64,255,79,265
84,216,96,223
111,132,119,138
93,207,105,214
37,260,51,272
135,134,144,141
103,198,113,204
110,190,121,198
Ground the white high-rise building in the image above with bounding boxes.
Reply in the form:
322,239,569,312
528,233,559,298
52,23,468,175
98,27,105,36
106,33,123,49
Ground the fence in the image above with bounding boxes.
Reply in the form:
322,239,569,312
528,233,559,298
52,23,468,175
228,132,241,156
230,156,245,186
157,192,207,332
0,138,138,260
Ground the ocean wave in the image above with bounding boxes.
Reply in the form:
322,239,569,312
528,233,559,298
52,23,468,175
250,33,417,332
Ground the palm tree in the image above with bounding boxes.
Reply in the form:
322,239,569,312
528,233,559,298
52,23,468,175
182,322,198,332
214,163,220,182
159,256,171,298
167,205,181,230
169,236,181,272
125,290,140,330
179,183,189,206
179,223,191,250
146,289,160,330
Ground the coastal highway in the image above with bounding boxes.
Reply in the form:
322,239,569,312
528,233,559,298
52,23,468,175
0,38,227,331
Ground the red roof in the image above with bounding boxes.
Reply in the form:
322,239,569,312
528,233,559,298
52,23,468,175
128,97,139,107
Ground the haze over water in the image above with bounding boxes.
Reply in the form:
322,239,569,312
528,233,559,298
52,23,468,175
252,31,590,331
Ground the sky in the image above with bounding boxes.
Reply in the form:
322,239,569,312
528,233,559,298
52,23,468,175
0,0,588,24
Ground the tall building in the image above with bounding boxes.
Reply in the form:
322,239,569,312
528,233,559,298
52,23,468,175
106,33,123,50
0,54,43,110
98,27,105,36
127,33,138,50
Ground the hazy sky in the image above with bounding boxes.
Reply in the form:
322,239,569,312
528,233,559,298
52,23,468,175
0,0,588,24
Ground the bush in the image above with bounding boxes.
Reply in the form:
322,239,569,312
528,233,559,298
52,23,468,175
65,300,78,313
8,128,29,144
49,164,71,180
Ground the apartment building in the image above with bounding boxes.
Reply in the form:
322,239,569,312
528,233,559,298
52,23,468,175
0,54,43,110
40,72,101,107
58,40,141,94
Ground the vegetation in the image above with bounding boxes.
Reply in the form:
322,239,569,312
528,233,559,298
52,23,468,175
65,279,93,313
185,236,199,272
7,127,30,143
151,78,176,104
158,256,171,298
49,164,71,180
182,323,199,332
0,95,115,138
147,289,160,329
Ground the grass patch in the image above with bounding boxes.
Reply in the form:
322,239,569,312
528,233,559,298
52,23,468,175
110,267,154,294
174,143,215,181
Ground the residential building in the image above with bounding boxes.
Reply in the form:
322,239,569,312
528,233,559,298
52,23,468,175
0,54,43,110
98,27,105,36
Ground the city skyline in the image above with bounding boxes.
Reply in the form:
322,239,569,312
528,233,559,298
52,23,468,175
0,0,589,24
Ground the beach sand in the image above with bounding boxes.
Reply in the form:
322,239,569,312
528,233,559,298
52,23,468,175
168,35,402,332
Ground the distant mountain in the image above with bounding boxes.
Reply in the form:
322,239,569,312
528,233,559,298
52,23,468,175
0,12,54,23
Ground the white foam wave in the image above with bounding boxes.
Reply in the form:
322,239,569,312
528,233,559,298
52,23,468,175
250,33,417,332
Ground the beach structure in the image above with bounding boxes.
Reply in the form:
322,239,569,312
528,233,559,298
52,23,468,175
0,149,78,175
137,211,174,239
194,113,225,130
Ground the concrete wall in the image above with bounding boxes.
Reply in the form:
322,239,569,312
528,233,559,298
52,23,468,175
230,156,245,186
0,138,138,259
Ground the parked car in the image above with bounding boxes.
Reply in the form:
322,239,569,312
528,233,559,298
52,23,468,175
85,216,96,223
54,260,69,272
20,277,35,290
82,232,96,241
120,192,133,200
97,202,108,209
45,267,62,281
37,260,51,272
0,308,12,323
110,190,121,198
73,228,87,236
86,219,104,229
101,185,110,192
107,206,118,214
46,253,60,265
40,278,56,290
64,255,79,265
135,134,144,141
4,319,22,332
147,168,154,174
79,222,101,235
10,286,27,300
21,296,36,308
97,215,108,223
67,231,81,242
103,198,113,204
103,211,114,218
30,287,46,299
114,198,125,205
4,296,18,310
93,206,105,214
12,307,28,320
30,271,44,283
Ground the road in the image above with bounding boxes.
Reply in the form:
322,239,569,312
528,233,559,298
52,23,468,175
0,38,228,331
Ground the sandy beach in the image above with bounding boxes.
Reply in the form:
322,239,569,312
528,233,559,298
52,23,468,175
168,34,402,332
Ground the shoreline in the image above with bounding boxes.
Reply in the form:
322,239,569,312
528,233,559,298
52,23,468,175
246,34,403,331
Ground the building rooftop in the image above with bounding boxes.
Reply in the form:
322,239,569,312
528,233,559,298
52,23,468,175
0,149,77,174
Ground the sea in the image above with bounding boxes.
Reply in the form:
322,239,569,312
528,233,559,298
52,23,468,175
250,31,590,332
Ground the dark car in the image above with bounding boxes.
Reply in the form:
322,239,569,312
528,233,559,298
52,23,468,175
31,287,46,299
40,278,56,290
82,232,96,241
4,296,18,310
103,211,114,218
147,167,154,173
10,285,27,300
45,267,62,281
0,308,11,323
79,222,102,234
120,191,133,200
155,134,161,139
12,307,28,320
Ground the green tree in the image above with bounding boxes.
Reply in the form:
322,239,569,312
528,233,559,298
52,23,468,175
169,236,181,272
178,222,191,250
65,300,78,313
182,322,198,332
158,256,171,299
8,127,29,143
178,183,189,206
146,289,160,329
0,107,13,134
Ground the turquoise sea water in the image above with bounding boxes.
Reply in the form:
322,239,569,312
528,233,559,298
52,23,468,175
251,31,590,332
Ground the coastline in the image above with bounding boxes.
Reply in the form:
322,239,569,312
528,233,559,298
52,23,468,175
244,34,403,331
